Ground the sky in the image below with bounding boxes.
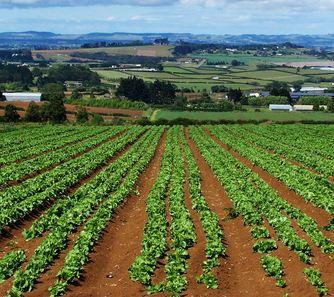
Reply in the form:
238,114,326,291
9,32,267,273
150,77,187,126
0,0,333,35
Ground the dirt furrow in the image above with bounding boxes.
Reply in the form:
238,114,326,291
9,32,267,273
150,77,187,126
206,129,333,233
63,131,167,297
2,129,125,190
181,148,208,296
186,129,282,297
0,130,144,260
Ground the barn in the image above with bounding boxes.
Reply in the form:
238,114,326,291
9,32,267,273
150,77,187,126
3,92,42,102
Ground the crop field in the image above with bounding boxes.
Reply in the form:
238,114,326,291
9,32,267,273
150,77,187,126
154,110,334,122
190,53,329,65
32,45,174,61
96,61,334,91
0,124,334,297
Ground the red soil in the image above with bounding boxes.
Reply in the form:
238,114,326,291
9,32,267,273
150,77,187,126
185,129,283,297
205,129,334,296
0,102,143,122
1,127,333,297
64,131,167,297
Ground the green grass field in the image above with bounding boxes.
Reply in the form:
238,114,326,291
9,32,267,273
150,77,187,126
190,53,327,65
154,110,334,122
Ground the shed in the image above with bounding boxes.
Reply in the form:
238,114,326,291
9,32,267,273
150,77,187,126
294,105,314,111
3,93,42,102
269,104,293,111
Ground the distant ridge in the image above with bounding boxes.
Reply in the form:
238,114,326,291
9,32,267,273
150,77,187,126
0,31,334,49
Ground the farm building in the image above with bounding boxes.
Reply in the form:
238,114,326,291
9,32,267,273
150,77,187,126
269,104,293,111
3,92,41,102
294,105,314,111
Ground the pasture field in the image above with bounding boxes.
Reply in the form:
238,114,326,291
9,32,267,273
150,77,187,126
0,124,334,297
95,60,334,91
154,109,334,122
190,53,329,65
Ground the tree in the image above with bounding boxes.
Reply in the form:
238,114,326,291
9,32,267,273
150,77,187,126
328,99,334,113
41,83,65,102
40,83,67,123
149,80,176,105
157,64,164,71
292,81,303,92
0,89,6,101
231,59,242,66
116,76,150,102
40,102,52,122
4,104,20,122
76,107,89,124
198,89,211,103
48,99,66,123
24,102,41,122
227,88,243,104
31,67,43,78
175,96,187,108
71,89,82,100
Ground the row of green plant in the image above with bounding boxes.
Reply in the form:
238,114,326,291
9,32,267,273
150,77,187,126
0,125,82,165
189,127,290,287
6,127,157,296
179,129,225,288
189,126,334,294
129,128,174,289
236,125,334,177
0,127,111,186
210,126,334,217
245,124,334,159
210,126,334,254
48,127,164,296
0,125,73,151
0,250,26,283
161,126,196,294
0,126,143,232
23,128,160,240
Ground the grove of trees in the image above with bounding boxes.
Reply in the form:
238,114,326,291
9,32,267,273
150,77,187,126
116,77,176,105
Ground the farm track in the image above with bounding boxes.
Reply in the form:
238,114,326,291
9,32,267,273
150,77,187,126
1,128,125,189
64,130,167,297
185,129,283,297
205,129,334,237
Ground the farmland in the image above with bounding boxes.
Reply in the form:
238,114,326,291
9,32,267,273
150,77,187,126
96,61,334,92
0,124,334,297
32,45,174,61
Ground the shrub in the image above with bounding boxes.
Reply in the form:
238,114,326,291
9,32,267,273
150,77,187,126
91,113,104,125
75,107,89,124
4,104,20,122
24,102,41,122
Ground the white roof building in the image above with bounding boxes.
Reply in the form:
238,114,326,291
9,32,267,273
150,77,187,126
294,105,314,111
269,104,293,111
300,87,327,93
4,93,42,102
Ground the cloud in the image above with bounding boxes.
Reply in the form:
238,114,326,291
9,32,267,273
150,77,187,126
0,0,178,8
2,0,334,12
